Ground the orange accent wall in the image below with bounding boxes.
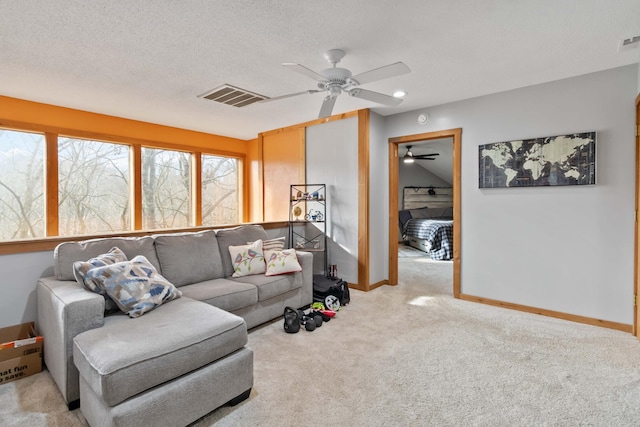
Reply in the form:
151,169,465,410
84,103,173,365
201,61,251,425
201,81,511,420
246,137,262,222
262,128,305,221
0,95,247,153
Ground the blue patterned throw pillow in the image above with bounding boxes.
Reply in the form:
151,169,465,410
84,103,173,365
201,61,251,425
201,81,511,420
73,246,128,313
84,255,182,318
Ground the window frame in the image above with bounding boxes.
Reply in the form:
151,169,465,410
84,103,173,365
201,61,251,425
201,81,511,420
0,123,246,254
200,152,242,227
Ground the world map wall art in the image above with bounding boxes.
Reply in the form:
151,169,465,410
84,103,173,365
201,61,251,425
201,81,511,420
478,132,596,188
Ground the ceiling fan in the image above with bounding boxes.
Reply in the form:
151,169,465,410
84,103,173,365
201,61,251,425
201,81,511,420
261,49,410,118
403,145,439,163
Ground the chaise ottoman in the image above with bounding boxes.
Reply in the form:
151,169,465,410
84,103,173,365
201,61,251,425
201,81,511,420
72,297,253,427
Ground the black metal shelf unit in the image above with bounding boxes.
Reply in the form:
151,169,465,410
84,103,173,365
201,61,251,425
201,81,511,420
289,184,327,275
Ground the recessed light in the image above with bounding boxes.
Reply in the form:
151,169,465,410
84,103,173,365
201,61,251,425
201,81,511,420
393,90,406,98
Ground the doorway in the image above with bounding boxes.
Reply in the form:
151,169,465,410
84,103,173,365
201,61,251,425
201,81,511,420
635,93,639,337
388,128,462,296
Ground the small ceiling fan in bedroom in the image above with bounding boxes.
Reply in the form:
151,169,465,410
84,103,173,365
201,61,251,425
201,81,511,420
403,145,439,163
260,49,410,118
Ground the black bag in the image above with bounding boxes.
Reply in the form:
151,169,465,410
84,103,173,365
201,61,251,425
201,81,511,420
313,274,350,307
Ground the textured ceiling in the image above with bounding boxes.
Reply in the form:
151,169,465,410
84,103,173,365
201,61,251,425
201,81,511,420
1,1,639,141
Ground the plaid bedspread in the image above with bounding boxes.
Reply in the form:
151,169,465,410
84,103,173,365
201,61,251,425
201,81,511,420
403,219,454,260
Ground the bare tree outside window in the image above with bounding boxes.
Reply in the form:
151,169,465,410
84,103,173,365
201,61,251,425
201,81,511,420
142,148,191,229
58,138,130,235
0,130,241,241
202,155,239,226
0,130,45,240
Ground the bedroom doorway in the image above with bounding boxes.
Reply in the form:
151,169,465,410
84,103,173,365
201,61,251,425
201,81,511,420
388,128,462,297
635,93,639,337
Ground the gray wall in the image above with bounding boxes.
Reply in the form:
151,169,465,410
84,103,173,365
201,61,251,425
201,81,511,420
306,117,359,283
398,160,452,210
369,111,388,285
0,251,54,328
384,64,638,325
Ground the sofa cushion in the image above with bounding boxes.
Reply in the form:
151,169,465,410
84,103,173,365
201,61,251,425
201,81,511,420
264,249,302,276
178,278,258,312
72,247,128,313
73,297,247,407
55,236,161,281
83,255,182,318
229,240,266,277
216,225,268,277
153,230,225,286
232,271,302,302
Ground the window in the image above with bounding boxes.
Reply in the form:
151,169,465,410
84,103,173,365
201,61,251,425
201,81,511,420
201,154,239,226
142,148,191,229
0,125,244,244
58,137,131,235
0,129,45,240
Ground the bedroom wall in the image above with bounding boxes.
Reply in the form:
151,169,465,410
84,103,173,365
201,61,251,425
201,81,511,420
305,117,359,283
384,64,638,325
398,160,452,210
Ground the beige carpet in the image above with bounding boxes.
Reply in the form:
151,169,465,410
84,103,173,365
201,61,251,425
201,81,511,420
3,258,640,426
398,243,429,258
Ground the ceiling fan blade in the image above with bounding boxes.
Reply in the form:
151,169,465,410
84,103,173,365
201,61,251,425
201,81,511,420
349,88,402,106
318,96,337,118
350,62,410,85
283,63,328,82
415,153,440,158
259,89,324,103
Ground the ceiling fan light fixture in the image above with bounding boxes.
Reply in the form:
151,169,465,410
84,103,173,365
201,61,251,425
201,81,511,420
393,90,406,98
403,146,415,163
267,50,411,119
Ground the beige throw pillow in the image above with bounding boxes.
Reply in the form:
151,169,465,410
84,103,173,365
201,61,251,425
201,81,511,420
229,239,266,277
265,249,302,276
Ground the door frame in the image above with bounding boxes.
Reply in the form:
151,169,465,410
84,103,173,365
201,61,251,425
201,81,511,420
388,128,462,296
634,93,639,336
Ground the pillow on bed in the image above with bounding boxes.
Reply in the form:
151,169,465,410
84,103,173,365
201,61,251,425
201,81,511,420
409,207,430,218
399,210,413,227
425,207,453,219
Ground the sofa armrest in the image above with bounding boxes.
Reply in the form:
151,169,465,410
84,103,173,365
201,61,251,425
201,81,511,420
37,277,105,405
296,251,313,307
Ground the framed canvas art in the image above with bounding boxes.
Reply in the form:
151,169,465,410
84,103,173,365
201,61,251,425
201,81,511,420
478,132,596,188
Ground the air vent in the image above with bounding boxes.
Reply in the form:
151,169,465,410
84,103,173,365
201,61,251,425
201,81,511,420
618,36,640,52
198,84,267,107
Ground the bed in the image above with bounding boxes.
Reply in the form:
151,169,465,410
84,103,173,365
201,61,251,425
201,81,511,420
399,186,454,260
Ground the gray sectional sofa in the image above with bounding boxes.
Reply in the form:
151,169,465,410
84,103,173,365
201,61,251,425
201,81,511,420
37,224,313,427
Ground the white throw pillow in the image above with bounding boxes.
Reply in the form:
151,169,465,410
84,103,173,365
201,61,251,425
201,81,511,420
249,236,286,252
264,249,302,276
229,239,266,277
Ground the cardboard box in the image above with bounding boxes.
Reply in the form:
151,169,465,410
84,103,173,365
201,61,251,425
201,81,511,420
0,322,43,385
